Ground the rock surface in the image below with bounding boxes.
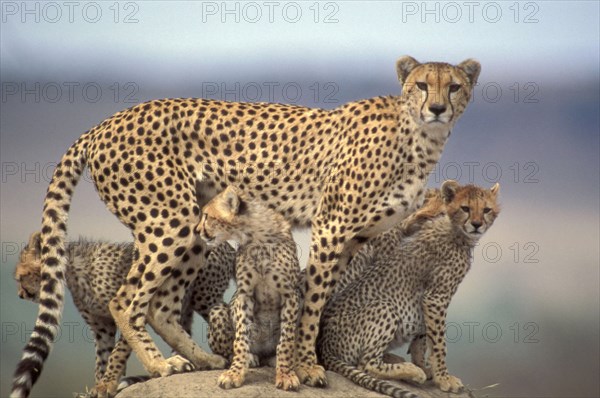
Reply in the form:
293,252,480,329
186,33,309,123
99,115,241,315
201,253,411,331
116,367,475,398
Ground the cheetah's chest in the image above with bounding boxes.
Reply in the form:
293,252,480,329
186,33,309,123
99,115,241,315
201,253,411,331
249,284,282,357
364,183,426,237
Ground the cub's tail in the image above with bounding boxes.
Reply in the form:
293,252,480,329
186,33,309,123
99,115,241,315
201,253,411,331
324,356,419,398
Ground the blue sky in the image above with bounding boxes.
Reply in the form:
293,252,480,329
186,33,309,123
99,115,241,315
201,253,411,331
1,1,598,82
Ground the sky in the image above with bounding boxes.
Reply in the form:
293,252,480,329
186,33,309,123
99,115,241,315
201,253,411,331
1,1,599,397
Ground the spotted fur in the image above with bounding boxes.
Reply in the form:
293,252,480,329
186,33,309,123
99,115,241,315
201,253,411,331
198,186,302,390
317,181,500,397
12,55,480,396
12,232,234,396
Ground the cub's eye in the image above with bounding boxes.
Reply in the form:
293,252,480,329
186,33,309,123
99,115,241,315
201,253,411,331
416,82,428,91
449,83,461,93
483,207,491,213
460,206,470,213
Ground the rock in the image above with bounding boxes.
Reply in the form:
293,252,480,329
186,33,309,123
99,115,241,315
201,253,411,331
116,367,475,398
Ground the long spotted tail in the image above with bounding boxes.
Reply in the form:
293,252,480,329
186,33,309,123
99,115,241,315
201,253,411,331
325,357,419,398
11,132,90,398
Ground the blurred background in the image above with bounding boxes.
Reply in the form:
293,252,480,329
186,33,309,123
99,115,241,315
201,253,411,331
1,1,598,397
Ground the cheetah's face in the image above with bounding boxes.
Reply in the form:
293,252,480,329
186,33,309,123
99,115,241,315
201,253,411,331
15,232,43,302
396,56,481,127
197,186,249,246
442,180,500,242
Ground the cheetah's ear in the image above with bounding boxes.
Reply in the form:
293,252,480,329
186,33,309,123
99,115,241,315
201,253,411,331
396,56,421,84
490,183,500,196
458,59,481,87
28,232,42,254
222,186,241,215
441,180,460,203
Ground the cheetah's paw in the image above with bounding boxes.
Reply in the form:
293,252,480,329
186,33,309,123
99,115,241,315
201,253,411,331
296,363,327,387
217,369,246,389
404,363,427,384
166,354,195,372
93,380,118,398
146,357,191,377
436,374,464,393
276,367,300,391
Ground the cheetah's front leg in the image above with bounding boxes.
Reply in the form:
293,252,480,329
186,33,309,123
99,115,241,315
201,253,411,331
422,291,463,392
83,316,116,385
94,336,131,398
218,292,254,389
208,302,234,361
275,291,300,390
296,221,356,387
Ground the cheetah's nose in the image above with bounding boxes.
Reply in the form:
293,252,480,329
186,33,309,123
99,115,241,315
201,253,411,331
429,104,447,116
471,221,483,230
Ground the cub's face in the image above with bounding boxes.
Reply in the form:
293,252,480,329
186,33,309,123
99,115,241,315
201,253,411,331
15,232,43,302
196,186,247,245
442,181,500,241
396,56,481,127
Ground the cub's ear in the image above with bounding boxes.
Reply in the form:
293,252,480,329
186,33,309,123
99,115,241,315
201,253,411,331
28,232,42,253
458,59,481,86
396,56,421,84
441,180,460,203
222,186,241,215
490,182,500,196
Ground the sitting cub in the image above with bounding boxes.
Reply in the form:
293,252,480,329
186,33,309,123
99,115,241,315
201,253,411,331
318,181,500,396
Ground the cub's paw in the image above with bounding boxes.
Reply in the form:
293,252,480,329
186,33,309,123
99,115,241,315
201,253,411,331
166,354,195,372
147,357,190,377
93,381,118,398
217,369,245,389
403,363,427,384
276,367,300,391
295,363,327,387
435,374,464,393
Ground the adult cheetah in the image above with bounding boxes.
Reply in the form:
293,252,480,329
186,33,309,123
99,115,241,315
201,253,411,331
11,56,480,397
317,181,500,397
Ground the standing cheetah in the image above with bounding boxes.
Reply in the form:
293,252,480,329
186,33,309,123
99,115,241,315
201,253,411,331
13,232,235,394
11,56,480,397
317,181,500,397
197,186,302,390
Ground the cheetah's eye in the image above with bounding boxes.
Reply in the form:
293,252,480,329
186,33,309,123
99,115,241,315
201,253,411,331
460,206,470,213
483,207,491,213
449,83,461,93
416,82,428,91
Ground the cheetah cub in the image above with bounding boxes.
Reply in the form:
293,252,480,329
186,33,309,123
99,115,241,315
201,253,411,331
14,232,235,392
318,181,500,397
196,186,302,391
